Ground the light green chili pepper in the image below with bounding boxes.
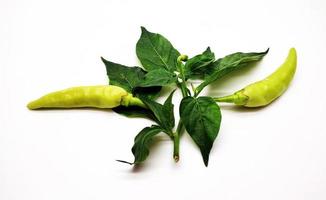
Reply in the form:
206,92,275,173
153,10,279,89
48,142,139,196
27,85,146,109
214,48,297,107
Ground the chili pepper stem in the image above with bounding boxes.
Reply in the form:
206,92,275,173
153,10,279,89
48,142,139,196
214,91,249,105
120,94,147,108
128,97,147,108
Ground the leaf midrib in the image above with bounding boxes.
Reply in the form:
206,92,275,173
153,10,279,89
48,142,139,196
192,98,209,144
119,73,134,90
143,31,170,71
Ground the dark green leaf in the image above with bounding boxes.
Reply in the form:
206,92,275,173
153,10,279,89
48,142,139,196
136,69,177,88
195,49,269,95
213,49,269,78
136,26,180,72
133,86,162,100
101,58,145,92
112,106,158,122
163,90,176,129
132,125,163,164
180,96,222,166
139,93,175,134
185,47,215,79
101,57,161,99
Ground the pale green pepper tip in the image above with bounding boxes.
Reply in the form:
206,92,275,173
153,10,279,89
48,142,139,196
27,101,38,110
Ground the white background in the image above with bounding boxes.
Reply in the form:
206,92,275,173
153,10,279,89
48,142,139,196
1,0,326,199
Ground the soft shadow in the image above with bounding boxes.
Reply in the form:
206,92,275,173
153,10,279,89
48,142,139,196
131,163,147,172
129,135,170,173
205,62,264,97
218,104,265,113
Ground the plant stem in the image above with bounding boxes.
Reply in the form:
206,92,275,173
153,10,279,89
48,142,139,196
173,55,189,162
178,81,188,97
177,55,189,97
173,119,184,162
173,131,180,162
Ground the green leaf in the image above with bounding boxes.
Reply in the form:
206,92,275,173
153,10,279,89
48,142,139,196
163,90,176,129
101,57,161,99
132,125,163,164
136,26,180,72
180,96,222,166
112,106,158,122
195,49,269,95
136,69,177,88
133,86,162,100
184,47,215,79
101,58,145,92
139,92,175,134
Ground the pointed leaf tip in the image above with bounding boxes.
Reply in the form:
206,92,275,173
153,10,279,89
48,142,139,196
180,96,221,167
140,26,147,32
100,56,107,63
116,160,134,165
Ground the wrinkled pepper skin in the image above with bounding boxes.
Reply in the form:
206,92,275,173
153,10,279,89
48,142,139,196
215,48,297,107
27,85,145,109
